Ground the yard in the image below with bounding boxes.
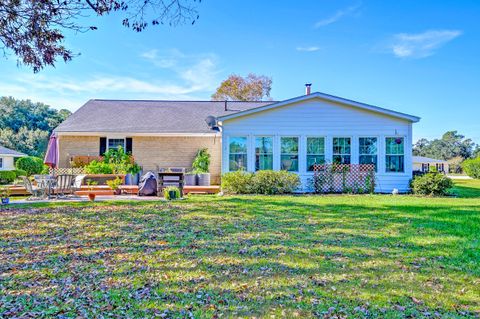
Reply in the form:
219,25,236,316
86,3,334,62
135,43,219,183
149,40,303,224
1,180,479,318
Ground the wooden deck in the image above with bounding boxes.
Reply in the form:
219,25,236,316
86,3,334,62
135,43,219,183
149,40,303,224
6,185,221,196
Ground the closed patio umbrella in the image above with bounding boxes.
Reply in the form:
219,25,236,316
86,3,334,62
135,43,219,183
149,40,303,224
44,134,59,174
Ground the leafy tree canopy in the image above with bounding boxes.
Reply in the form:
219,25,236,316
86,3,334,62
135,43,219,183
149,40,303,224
0,97,71,157
413,131,478,161
212,73,272,101
0,0,200,72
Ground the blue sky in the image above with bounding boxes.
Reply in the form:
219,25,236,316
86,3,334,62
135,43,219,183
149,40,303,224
0,0,479,143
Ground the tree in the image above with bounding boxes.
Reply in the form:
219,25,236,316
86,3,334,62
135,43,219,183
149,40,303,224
0,97,71,156
0,0,200,72
413,131,477,160
212,73,273,101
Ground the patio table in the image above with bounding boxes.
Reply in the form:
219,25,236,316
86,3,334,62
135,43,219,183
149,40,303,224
34,175,57,199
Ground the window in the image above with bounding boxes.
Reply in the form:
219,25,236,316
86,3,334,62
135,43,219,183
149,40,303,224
255,137,273,171
359,137,377,171
307,137,325,171
229,137,247,171
386,137,404,172
422,163,430,172
333,137,351,164
0,158,3,168
108,138,125,151
281,137,299,171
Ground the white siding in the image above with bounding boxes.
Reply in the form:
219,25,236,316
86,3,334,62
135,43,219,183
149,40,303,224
0,156,15,171
221,99,414,193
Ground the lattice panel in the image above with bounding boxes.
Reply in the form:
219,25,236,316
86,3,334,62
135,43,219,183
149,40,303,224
312,164,376,194
50,167,86,175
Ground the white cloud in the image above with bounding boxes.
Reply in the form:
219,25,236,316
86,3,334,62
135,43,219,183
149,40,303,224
390,30,462,59
296,46,320,52
0,49,221,111
314,3,361,28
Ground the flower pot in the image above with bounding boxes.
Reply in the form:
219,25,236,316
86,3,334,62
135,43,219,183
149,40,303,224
184,173,197,186
88,193,96,201
132,173,140,185
1,197,9,205
197,173,210,186
168,190,177,200
125,174,133,185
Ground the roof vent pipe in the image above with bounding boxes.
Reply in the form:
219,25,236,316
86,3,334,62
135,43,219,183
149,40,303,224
305,83,312,95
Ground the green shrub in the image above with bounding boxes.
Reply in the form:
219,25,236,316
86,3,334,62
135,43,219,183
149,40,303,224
462,157,480,179
222,170,300,195
410,173,453,196
15,156,45,176
0,171,17,184
85,160,114,174
251,170,301,194
12,169,27,177
192,148,210,173
163,186,181,200
221,171,254,194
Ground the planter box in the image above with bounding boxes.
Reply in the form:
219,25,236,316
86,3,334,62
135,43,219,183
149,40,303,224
197,173,210,186
83,174,125,185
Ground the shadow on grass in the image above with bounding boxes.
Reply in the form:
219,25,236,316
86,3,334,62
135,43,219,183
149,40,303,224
1,196,479,317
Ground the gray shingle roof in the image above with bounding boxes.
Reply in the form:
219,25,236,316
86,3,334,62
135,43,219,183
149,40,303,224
0,145,26,157
413,156,447,163
55,100,275,134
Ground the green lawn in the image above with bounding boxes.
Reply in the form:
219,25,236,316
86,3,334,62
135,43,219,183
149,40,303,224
1,181,479,318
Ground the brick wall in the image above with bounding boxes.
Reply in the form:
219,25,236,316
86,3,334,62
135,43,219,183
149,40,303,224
58,135,222,185
58,136,99,168
133,136,222,184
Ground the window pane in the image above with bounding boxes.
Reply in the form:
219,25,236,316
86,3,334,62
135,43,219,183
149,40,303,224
307,155,325,171
386,155,404,172
281,137,298,171
307,137,325,155
229,154,247,171
108,138,125,151
229,137,247,153
386,137,404,155
255,137,273,171
229,136,247,171
281,155,298,171
333,138,350,154
333,155,351,164
359,137,377,155
281,137,298,154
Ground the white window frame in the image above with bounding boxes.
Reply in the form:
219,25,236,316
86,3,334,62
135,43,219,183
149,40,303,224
107,137,126,151
228,136,248,172
332,137,352,164
280,136,300,172
385,136,405,173
359,137,378,172
254,136,274,171
306,136,326,172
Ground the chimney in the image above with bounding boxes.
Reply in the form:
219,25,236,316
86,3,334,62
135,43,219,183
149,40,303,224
305,83,312,95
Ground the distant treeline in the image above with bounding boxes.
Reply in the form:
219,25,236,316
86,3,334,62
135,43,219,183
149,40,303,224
0,97,71,157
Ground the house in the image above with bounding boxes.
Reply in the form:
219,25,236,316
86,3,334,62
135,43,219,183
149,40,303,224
0,145,26,170
54,87,420,192
413,156,449,174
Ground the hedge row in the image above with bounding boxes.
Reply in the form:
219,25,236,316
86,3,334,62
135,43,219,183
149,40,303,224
0,169,27,185
221,170,300,195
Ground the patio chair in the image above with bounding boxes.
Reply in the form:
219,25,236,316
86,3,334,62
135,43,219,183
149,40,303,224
21,176,45,200
53,174,75,198
70,174,86,197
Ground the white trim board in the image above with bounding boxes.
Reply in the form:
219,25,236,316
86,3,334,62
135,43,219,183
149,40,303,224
217,92,420,123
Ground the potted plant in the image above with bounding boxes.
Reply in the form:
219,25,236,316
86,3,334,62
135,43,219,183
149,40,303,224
163,186,180,200
86,180,98,201
0,186,11,205
126,163,142,185
184,169,197,186
192,148,211,186
106,177,123,195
